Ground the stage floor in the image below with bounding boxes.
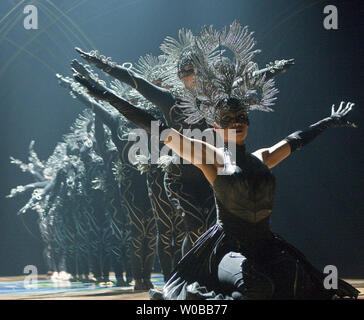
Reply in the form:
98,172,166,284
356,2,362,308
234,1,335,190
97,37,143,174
0,273,163,300
0,274,363,300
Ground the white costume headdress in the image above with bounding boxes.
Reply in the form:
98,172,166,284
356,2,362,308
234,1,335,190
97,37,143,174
176,21,279,125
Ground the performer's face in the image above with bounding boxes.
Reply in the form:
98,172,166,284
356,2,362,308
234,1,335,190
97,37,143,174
213,108,249,145
178,65,195,89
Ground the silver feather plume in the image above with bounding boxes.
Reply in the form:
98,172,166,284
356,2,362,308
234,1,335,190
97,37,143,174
177,21,279,125
159,28,196,95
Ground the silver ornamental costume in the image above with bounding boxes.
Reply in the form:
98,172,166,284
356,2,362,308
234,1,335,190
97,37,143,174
58,71,154,288
149,21,358,300
71,24,295,263
132,55,186,282
175,21,278,125
7,111,111,281
58,57,182,287
74,35,217,261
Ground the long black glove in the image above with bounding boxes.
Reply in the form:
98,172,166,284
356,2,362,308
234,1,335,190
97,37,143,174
72,60,167,134
75,47,176,115
285,101,357,152
75,47,138,87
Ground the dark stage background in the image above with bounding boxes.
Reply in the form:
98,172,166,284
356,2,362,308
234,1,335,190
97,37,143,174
0,0,363,277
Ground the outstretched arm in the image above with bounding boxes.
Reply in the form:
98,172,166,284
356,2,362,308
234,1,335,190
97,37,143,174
7,181,49,198
233,59,295,89
252,59,295,81
28,141,46,180
75,48,176,118
73,68,223,185
57,71,118,130
57,71,125,152
10,146,45,182
253,101,357,168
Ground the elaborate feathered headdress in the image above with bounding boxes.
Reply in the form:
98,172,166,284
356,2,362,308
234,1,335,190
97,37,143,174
177,21,279,125
133,54,169,83
159,28,196,94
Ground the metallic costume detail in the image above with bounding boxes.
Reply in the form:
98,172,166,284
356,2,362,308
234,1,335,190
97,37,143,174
160,28,195,96
175,21,279,125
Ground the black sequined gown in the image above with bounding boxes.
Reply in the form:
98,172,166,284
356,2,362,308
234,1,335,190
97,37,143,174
150,145,359,300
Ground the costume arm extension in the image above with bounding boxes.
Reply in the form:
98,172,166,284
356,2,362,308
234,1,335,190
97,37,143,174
57,72,120,133
73,69,161,134
253,101,357,168
75,48,175,116
73,70,221,184
252,59,295,81
7,181,49,198
285,101,356,152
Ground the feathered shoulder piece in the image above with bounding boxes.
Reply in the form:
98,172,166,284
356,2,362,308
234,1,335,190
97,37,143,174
178,21,279,125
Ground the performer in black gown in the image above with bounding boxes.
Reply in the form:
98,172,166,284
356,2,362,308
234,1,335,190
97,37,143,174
74,25,294,255
72,22,359,299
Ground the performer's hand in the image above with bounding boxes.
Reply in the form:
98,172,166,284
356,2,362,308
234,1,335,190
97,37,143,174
73,71,112,101
71,59,93,79
269,59,295,73
71,59,115,102
328,101,357,128
56,73,73,90
75,47,115,73
57,71,102,109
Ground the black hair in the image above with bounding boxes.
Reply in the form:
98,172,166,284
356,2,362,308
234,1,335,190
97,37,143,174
216,97,243,110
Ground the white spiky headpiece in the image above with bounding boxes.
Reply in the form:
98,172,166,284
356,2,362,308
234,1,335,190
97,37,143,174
176,21,279,125
159,28,196,94
133,54,169,83
62,109,95,150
